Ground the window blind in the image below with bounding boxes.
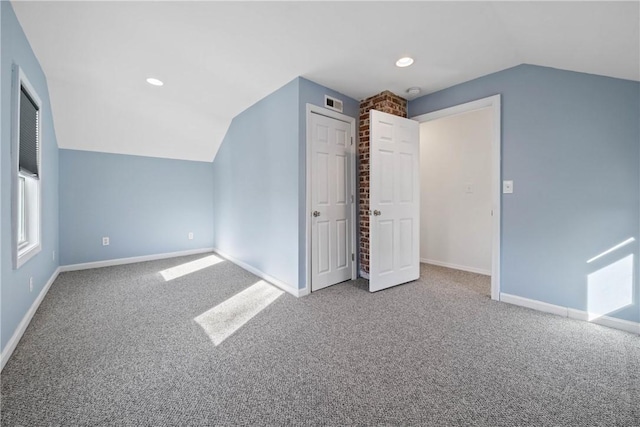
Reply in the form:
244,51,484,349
19,87,39,178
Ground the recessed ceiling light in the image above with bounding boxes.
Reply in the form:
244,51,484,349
396,57,414,68
146,77,164,86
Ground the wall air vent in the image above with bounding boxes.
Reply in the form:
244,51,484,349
324,95,343,113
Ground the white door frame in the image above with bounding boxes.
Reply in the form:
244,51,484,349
305,104,357,294
412,94,502,301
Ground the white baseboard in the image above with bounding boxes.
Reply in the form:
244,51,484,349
212,248,303,297
1,267,61,371
566,308,640,335
421,259,491,276
501,293,640,335
59,248,215,272
500,293,569,317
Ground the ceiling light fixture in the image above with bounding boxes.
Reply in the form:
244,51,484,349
406,87,421,96
146,77,164,86
396,57,414,68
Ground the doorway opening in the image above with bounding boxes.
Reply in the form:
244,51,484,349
412,95,501,300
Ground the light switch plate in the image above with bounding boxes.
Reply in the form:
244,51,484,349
503,180,514,194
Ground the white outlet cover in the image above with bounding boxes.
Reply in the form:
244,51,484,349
188,232,194,240
102,237,110,246
503,180,514,194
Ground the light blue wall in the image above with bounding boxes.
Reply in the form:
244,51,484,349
59,149,213,265
212,77,358,290
212,79,300,288
410,64,640,323
1,2,60,352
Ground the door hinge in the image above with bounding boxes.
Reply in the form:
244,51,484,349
351,136,354,145
352,253,355,261
351,195,354,203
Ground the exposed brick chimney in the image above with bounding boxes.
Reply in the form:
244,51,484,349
358,91,407,277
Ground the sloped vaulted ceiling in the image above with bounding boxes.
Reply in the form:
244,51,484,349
11,1,640,162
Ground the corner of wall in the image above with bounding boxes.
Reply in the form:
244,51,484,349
211,77,301,290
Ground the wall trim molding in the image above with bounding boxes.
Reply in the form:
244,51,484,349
1,266,61,371
59,248,215,272
421,259,491,276
212,248,303,297
500,293,640,335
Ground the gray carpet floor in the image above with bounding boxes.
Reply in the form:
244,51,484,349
1,254,638,426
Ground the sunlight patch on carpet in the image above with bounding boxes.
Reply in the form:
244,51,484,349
194,280,283,345
160,254,224,281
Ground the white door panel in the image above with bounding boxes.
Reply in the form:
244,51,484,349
311,112,353,291
336,154,347,204
378,220,394,274
399,218,413,269
336,219,348,269
370,110,420,292
318,220,330,273
399,153,414,202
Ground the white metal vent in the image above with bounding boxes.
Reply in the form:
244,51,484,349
324,95,343,113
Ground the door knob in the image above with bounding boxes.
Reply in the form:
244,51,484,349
313,211,321,217
373,210,381,216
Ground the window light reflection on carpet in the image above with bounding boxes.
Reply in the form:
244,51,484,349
194,280,283,346
160,254,224,281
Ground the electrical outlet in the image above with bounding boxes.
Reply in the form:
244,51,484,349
503,180,514,194
188,232,194,240
29,277,33,293
102,237,110,246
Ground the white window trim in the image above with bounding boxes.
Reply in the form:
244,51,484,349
12,65,43,269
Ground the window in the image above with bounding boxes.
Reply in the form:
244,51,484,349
18,175,26,245
13,66,42,268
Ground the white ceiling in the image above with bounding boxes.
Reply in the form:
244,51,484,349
12,1,639,162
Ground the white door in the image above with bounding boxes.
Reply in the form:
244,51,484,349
311,112,353,291
369,110,420,292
